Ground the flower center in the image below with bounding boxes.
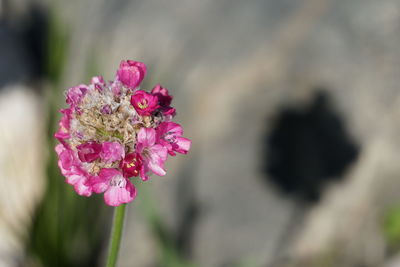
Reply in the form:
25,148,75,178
126,157,138,168
137,99,148,109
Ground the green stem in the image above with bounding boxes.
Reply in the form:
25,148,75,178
106,204,127,267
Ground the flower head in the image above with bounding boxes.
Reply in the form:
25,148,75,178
54,59,191,206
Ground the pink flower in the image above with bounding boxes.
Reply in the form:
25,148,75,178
117,60,147,89
90,168,136,206
66,84,88,108
101,141,125,164
151,84,176,118
120,152,143,178
77,141,102,163
55,59,192,206
55,144,92,196
136,127,168,180
131,90,159,116
151,84,172,106
156,122,191,156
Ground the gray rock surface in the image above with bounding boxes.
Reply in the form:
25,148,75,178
3,0,400,266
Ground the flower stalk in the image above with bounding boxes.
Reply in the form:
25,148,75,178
106,204,127,267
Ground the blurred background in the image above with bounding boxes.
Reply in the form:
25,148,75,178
1,0,400,266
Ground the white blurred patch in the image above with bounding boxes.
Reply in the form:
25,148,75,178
0,86,45,266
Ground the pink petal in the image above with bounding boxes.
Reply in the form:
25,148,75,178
104,180,136,206
147,144,168,176
101,142,125,163
89,168,120,193
151,144,168,161
156,122,183,140
116,60,147,89
137,127,156,148
73,180,92,197
148,160,166,176
174,137,191,154
66,174,92,196
89,175,109,194
139,166,150,181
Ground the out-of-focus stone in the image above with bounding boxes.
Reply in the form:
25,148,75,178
0,86,45,267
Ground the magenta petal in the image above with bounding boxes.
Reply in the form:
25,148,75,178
156,122,183,140
101,142,125,163
120,152,142,178
151,84,173,107
139,166,149,181
130,90,159,116
173,137,191,154
54,132,70,140
73,179,93,196
77,141,102,163
89,175,109,194
148,161,166,176
99,168,121,180
104,180,136,206
66,174,92,196
156,122,190,155
66,84,88,108
117,60,147,89
89,168,119,194
147,144,168,176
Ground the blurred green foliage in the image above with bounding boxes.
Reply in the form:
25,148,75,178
383,205,400,249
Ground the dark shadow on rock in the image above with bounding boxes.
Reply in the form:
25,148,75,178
263,89,359,203
260,89,360,267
